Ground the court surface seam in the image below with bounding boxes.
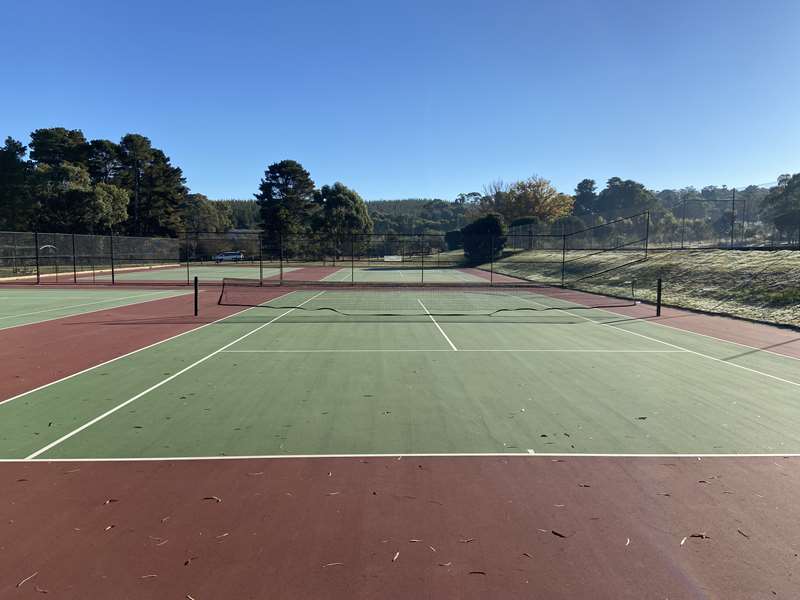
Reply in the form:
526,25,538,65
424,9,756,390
24,291,326,459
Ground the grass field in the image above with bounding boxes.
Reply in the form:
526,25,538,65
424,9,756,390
2,281,800,460
491,248,800,327
0,288,190,330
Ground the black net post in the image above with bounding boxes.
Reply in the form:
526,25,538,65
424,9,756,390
34,232,40,284
72,233,77,284
194,276,199,316
656,278,662,316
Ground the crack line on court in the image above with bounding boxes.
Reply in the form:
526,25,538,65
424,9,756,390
24,291,326,460
417,298,458,351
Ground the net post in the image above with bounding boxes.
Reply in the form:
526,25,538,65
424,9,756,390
71,234,78,283
34,231,40,284
109,233,115,285
656,278,662,316
194,276,199,316
258,233,263,286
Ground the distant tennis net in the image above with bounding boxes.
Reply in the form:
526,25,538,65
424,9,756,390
217,277,638,317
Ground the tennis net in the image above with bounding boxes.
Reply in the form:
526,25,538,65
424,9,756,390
217,277,638,316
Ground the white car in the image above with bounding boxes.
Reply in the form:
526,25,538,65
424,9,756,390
214,251,245,263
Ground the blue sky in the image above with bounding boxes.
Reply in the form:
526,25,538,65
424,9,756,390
2,0,798,200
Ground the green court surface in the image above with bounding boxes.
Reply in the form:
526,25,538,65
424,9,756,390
83,264,296,283
0,288,190,330
339,266,486,284
2,287,800,460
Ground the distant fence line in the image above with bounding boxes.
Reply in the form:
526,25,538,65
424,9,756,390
1,215,651,288
508,203,800,250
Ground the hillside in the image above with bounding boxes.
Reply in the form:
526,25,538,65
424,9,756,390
490,249,800,327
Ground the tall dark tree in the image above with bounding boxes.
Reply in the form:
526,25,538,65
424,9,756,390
86,139,121,184
313,183,372,237
180,194,233,233
33,162,128,233
596,177,657,217
116,134,153,235
116,135,186,236
255,160,315,242
29,128,88,166
573,179,597,215
461,213,506,263
0,137,36,230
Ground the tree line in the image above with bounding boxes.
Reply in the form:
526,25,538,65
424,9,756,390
0,129,231,237
2,127,797,246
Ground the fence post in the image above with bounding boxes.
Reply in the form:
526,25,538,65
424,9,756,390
351,234,355,285
420,235,424,284
680,197,687,249
490,235,494,285
34,232,40,284
279,233,284,283
644,211,650,258
560,227,567,288
656,278,662,317
730,188,736,248
72,233,77,284
194,276,199,316
109,233,115,285
258,233,263,286
185,230,191,285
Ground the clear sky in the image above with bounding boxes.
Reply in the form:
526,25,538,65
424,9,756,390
2,0,798,200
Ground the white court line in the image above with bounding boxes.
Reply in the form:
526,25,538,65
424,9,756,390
418,299,457,351
221,348,687,354
25,291,326,459
10,451,800,463
521,293,800,389
0,290,298,408
639,316,800,363
0,290,180,321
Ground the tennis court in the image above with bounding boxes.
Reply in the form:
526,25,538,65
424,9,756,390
77,263,297,283
2,274,800,459
0,287,189,330
2,268,800,598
